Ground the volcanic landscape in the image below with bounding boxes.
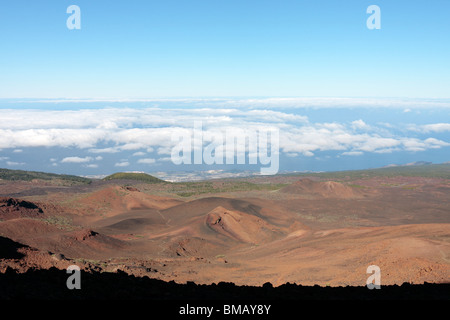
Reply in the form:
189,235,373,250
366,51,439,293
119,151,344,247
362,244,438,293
0,165,449,289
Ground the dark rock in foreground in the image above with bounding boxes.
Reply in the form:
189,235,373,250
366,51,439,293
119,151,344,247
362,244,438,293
0,267,448,301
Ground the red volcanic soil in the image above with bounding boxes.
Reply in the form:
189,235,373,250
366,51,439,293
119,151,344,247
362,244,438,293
205,206,283,244
279,178,364,199
0,177,449,288
0,197,44,220
70,185,183,221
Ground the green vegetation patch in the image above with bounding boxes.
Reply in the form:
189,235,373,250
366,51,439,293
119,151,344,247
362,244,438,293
103,172,166,184
41,215,74,230
0,168,92,184
284,163,450,180
168,181,287,197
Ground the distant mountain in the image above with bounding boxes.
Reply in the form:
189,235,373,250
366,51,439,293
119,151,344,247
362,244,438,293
0,168,91,184
385,161,433,168
102,172,166,184
279,179,362,198
285,163,450,180
405,161,432,166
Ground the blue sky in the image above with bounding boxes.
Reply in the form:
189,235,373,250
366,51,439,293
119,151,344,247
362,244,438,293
1,0,450,98
0,1,449,178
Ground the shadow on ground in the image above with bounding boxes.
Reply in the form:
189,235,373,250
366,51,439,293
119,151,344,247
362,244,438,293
0,236,27,260
0,267,448,300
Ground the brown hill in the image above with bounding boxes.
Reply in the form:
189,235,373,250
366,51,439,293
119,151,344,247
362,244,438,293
70,185,182,220
205,206,283,244
142,197,306,259
280,179,361,199
155,196,304,241
52,228,128,259
0,197,44,220
160,197,279,227
0,218,60,241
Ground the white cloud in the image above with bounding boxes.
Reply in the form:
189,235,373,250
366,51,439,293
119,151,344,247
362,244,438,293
357,137,401,152
84,164,99,168
120,143,146,150
373,148,398,154
420,123,450,133
342,151,364,156
14,97,450,109
0,107,447,167
424,138,450,148
96,121,118,130
137,158,156,164
285,153,298,157
61,156,93,163
114,161,130,167
6,161,25,166
351,119,369,130
89,147,120,153
132,151,146,156
406,123,450,133
186,97,450,109
0,128,105,149
157,157,172,162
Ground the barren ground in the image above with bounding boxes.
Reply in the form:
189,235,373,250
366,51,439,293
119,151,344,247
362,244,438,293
0,174,449,287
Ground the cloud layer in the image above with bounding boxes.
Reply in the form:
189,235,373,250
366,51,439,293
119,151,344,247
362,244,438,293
0,105,449,170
